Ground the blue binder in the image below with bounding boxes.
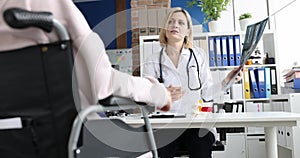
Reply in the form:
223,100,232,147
294,78,300,89
208,37,216,67
215,37,222,66
255,68,266,98
233,36,241,66
221,36,228,66
227,36,235,66
249,68,260,98
265,67,271,98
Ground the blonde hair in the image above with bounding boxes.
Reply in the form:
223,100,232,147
159,7,193,48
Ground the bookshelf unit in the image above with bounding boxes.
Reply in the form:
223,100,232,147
193,31,280,158
195,31,280,102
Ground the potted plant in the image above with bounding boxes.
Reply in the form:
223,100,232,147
239,12,252,31
187,0,231,32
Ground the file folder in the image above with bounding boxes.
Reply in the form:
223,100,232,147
232,103,238,113
215,37,222,66
293,78,300,89
249,68,260,98
148,9,157,35
285,78,300,89
233,35,241,66
138,9,148,36
270,67,278,94
264,67,271,98
231,84,243,100
237,103,244,112
193,39,200,48
227,36,235,66
208,37,216,67
243,68,251,99
255,68,266,98
157,9,166,33
221,36,228,66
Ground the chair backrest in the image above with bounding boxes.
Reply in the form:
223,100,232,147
0,8,78,158
77,118,153,157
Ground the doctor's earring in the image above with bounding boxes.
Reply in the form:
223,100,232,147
184,36,188,44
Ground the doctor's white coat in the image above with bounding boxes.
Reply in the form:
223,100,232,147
143,46,222,114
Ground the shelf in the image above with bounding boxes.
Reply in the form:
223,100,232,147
245,98,271,103
244,64,277,68
210,66,239,70
193,29,275,38
210,64,277,70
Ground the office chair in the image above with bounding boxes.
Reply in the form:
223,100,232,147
174,134,225,157
1,8,158,158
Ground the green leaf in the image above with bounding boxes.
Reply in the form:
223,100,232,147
186,0,231,23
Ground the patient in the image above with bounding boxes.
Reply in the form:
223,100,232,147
0,0,171,110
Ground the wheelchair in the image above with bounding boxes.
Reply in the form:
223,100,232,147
1,8,157,158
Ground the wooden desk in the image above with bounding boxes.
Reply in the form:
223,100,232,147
123,112,300,158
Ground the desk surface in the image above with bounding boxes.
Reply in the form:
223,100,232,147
121,112,300,129
85,111,300,158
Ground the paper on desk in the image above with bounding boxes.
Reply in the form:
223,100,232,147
0,117,22,130
149,112,186,118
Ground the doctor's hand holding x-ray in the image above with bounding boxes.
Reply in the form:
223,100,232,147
142,7,243,158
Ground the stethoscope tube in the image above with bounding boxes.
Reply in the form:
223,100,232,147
158,47,202,90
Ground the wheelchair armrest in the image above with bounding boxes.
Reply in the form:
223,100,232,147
98,95,147,107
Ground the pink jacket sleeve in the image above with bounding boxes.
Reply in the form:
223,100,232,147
75,32,168,107
0,0,169,108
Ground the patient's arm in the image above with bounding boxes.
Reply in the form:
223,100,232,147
75,32,171,110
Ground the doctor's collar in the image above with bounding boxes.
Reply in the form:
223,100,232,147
163,46,190,55
181,47,191,55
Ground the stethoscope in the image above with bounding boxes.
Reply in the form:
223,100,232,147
157,47,202,90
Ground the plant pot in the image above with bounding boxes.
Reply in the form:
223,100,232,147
208,20,221,32
239,19,251,31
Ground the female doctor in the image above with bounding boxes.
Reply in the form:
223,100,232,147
142,8,242,158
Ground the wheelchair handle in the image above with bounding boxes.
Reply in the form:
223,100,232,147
4,8,53,32
4,8,70,41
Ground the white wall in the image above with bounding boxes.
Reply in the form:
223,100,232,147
219,0,235,32
268,0,300,84
233,0,269,31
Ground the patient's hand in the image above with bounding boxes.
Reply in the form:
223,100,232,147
167,85,185,101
